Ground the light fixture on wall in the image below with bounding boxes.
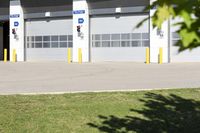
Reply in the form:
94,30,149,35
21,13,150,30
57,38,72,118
45,12,51,17
45,12,51,22
115,7,122,13
115,7,121,19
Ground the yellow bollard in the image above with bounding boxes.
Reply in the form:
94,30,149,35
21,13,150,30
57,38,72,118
159,47,163,64
68,48,72,64
78,48,82,64
146,48,150,64
4,49,7,62
12,49,17,62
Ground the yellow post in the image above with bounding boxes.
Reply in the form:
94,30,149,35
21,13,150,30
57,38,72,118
68,48,71,64
4,49,7,62
159,47,163,64
12,49,17,62
146,48,150,64
78,48,82,64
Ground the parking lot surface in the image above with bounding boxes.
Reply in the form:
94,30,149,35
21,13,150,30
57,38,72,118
0,62,200,94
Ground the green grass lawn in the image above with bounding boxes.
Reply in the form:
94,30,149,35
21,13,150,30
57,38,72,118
0,89,200,133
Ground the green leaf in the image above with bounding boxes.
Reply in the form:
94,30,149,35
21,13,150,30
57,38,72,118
137,0,200,52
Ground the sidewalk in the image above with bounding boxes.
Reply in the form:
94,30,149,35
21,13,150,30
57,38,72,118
0,61,200,94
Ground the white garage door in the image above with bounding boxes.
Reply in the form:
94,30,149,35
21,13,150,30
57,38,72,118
90,14,149,62
25,18,72,61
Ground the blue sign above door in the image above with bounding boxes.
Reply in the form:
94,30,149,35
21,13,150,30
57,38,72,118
73,10,85,14
10,14,20,18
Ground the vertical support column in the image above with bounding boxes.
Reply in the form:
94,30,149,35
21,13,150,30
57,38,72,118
150,0,169,63
0,26,3,60
12,49,17,62
159,47,163,64
10,0,24,61
68,48,72,64
78,48,82,64
146,48,150,64
73,0,89,63
4,49,7,62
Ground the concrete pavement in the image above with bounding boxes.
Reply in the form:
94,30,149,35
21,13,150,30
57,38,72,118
0,61,200,94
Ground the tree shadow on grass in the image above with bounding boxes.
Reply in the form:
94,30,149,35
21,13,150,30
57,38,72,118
88,93,200,133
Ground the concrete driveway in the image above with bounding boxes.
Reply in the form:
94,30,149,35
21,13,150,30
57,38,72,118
0,61,200,94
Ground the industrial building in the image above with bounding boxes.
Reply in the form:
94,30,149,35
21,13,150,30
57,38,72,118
0,0,199,63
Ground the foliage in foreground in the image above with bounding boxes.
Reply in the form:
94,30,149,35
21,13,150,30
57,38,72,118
138,0,200,52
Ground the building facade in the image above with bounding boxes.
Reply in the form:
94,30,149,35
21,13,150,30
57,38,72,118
0,0,199,62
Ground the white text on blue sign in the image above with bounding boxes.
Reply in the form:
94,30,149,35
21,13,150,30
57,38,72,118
10,14,20,18
73,10,85,14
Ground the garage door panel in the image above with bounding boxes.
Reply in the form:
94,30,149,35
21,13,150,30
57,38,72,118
170,18,200,62
26,19,72,35
91,15,149,34
26,48,69,61
90,15,149,62
92,48,146,61
25,18,72,61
